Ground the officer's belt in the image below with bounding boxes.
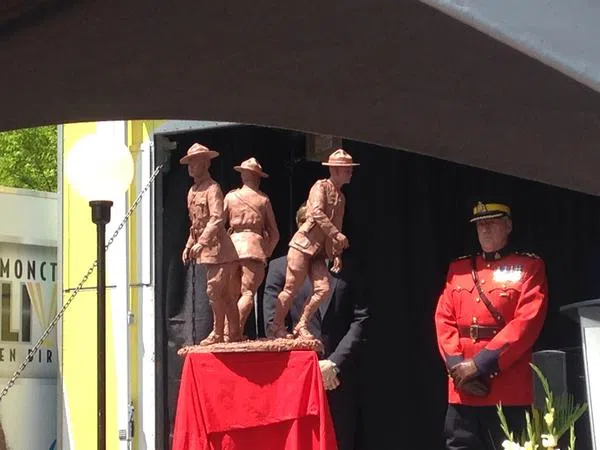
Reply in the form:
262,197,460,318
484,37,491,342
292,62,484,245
458,324,502,341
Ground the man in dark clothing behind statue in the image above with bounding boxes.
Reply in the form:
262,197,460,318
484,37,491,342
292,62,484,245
263,203,370,450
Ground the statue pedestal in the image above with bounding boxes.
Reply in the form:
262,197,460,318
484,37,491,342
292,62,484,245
177,337,324,355
561,299,600,450
172,350,337,450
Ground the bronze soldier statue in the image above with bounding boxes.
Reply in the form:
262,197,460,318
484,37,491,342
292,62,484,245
181,143,241,345
267,149,359,340
224,157,280,334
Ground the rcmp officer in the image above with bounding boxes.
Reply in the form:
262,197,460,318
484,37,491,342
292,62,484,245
434,201,548,450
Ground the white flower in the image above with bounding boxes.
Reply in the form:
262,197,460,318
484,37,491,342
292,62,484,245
544,408,555,427
541,434,558,448
523,441,534,450
502,440,524,450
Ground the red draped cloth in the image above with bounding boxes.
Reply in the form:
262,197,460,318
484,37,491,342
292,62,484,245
172,350,338,450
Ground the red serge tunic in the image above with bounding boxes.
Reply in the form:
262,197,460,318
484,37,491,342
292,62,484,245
435,251,548,406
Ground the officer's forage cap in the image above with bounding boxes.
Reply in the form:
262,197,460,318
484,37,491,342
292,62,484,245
180,143,219,164
469,201,511,223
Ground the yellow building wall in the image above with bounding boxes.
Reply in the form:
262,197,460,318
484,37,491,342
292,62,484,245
62,120,166,449
126,119,165,450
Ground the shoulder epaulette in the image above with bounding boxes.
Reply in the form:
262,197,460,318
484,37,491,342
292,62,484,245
454,254,473,261
514,251,541,259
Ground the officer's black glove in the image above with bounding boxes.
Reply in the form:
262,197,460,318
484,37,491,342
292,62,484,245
450,359,479,387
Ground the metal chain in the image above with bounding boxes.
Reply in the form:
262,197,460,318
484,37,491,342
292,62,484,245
0,161,164,401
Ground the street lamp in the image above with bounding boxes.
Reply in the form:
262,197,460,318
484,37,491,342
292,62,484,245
65,133,134,450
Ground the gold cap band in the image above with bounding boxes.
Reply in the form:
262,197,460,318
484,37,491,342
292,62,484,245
472,202,511,216
470,202,511,222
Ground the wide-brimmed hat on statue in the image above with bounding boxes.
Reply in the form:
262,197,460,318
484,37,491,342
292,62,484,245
179,143,220,164
321,149,360,167
234,157,269,178
469,201,512,222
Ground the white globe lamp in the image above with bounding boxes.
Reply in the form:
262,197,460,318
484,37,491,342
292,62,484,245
64,132,134,450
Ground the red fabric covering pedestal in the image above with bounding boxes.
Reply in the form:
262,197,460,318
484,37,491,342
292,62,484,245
172,350,338,450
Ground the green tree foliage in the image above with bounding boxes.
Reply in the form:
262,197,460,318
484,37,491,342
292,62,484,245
0,126,57,192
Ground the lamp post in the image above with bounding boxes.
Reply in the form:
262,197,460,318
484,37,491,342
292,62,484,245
65,133,134,450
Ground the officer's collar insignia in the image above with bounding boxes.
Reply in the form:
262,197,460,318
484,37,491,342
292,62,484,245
482,246,511,261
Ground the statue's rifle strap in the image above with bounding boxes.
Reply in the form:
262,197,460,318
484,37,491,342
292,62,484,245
470,255,506,328
233,190,264,221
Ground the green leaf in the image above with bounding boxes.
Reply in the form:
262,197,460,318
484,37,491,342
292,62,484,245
526,363,588,443
530,406,543,447
497,403,514,441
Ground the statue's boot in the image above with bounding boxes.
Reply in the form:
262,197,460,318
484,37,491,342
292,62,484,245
267,293,294,339
227,329,244,343
238,295,254,335
293,324,315,340
266,322,292,339
222,320,245,342
199,331,224,346
293,294,322,341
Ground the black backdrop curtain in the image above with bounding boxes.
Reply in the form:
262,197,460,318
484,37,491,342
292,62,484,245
156,125,600,450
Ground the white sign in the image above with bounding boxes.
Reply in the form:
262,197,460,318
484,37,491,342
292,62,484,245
0,243,57,379
0,241,57,450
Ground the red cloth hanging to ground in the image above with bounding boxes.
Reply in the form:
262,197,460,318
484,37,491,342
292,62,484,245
172,350,338,450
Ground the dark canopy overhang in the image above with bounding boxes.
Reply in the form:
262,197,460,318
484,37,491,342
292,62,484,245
1,1,599,194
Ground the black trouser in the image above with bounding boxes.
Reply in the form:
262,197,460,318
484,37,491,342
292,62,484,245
444,403,527,450
327,374,360,450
